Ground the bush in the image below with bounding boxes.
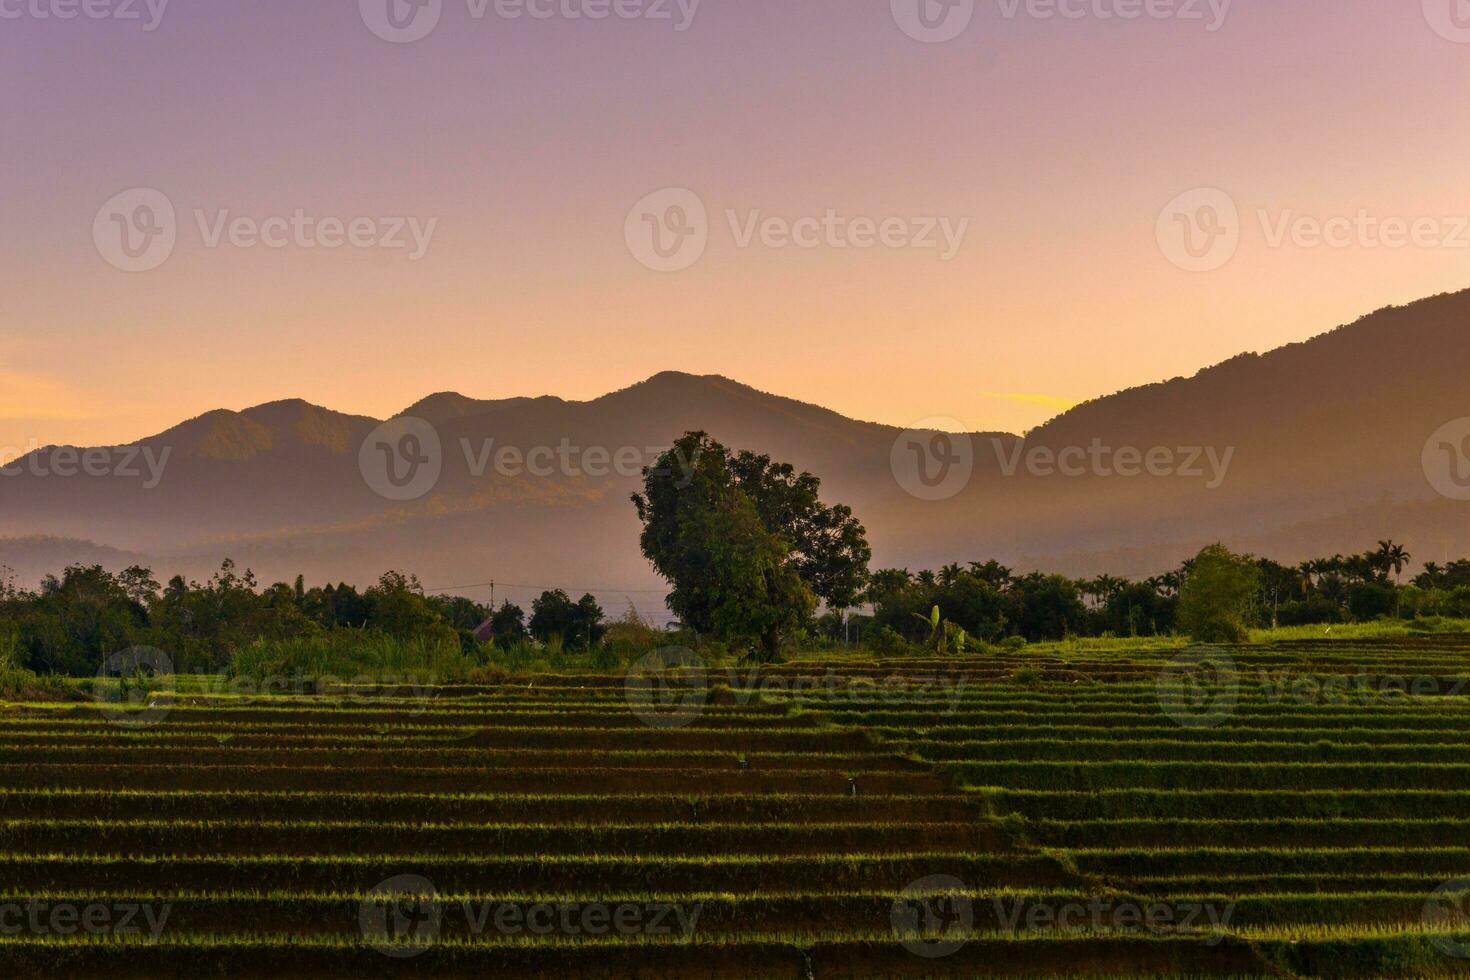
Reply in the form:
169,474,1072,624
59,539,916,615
866,626,910,657
0,636,70,701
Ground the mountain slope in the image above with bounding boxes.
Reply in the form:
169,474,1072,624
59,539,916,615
2,289,1468,591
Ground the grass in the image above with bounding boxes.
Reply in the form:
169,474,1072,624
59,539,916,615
4,632,1470,976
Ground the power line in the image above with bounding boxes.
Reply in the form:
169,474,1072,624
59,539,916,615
423,580,670,595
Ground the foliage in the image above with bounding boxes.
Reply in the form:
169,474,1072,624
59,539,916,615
227,631,473,682
529,590,606,650
632,432,834,661
1178,543,1260,643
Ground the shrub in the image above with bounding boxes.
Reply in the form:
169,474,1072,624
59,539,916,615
867,625,910,657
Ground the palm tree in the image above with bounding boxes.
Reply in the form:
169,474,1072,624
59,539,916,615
1377,540,1411,584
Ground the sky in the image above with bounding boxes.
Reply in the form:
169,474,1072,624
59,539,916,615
5,0,1470,458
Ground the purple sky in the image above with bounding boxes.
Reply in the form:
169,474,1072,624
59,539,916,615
4,1,1470,455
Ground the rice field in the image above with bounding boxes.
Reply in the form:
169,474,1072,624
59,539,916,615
3,636,1470,976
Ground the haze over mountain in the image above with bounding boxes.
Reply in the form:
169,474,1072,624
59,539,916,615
4,289,1470,605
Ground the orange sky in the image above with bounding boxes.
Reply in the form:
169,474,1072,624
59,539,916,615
5,2,1470,457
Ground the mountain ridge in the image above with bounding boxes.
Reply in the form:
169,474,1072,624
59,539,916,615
3,289,1469,591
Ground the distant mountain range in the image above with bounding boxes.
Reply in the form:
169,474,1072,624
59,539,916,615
5,288,1470,606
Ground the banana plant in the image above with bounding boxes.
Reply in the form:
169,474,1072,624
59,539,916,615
913,605,967,655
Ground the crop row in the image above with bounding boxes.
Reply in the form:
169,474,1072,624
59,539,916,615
0,789,977,825
982,788,1470,821
0,818,1003,858
0,853,1080,892
0,763,948,795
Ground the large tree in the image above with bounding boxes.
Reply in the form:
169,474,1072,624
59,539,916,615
632,432,866,660
1178,543,1260,644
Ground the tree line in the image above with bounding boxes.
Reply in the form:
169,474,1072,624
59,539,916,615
0,561,615,677
3,428,1466,676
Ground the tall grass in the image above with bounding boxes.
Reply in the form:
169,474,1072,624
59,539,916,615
227,632,472,683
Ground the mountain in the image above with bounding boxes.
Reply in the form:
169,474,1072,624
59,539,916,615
3,289,1470,603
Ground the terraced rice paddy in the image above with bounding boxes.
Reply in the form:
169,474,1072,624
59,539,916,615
3,636,1470,976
